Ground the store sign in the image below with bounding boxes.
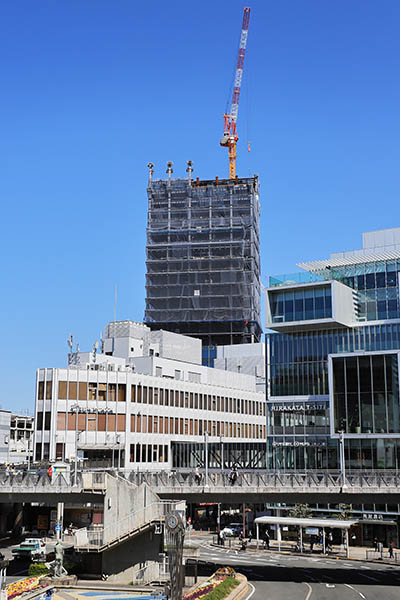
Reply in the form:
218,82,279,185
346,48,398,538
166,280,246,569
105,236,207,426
272,441,326,448
270,404,326,413
362,513,383,521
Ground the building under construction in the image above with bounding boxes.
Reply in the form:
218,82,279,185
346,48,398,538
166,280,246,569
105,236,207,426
144,163,262,363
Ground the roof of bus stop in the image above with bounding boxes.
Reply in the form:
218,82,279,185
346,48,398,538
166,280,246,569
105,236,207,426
254,516,359,529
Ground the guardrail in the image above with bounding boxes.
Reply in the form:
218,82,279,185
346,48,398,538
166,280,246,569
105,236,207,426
2,469,400,494
365,549,400,563
0,470,106,492
74,500,175,550
123,470,400,490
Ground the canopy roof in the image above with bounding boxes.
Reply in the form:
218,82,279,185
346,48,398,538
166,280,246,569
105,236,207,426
254,516,358,529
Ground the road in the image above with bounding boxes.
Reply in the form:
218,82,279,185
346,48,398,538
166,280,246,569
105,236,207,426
190,535,400,600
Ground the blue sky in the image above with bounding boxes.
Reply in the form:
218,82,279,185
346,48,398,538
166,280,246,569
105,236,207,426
1,0,400,412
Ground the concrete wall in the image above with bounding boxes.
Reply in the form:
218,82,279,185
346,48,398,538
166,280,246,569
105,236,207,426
103,476,159,543
101,527,163,583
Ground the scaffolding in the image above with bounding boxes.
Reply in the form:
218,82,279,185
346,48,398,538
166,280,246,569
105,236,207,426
145,173,262,350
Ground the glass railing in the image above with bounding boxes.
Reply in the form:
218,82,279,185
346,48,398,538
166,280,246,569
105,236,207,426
268,272,323,288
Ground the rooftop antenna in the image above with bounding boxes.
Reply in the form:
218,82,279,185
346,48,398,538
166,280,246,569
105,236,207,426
67,334,74,365
114,284,118,322
166,161,173,184
186,160,194,183
147,162,154,185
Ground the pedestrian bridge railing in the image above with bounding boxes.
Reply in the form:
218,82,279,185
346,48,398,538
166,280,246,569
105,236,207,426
123,470,400,490
74,500,176,551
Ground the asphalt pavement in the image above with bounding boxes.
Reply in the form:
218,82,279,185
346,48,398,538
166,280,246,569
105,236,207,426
190,533,400,600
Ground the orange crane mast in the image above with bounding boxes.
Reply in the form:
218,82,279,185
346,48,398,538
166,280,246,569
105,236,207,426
220,7,251,179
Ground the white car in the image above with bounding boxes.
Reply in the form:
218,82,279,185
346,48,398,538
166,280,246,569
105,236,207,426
221,523,242,537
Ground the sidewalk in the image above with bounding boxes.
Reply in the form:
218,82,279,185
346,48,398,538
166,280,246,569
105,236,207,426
212,537,400,565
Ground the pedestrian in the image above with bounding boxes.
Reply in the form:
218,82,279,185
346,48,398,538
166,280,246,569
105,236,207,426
194,467,202,485
310,537,314,553
327,532,333,552
264,530,270,550
389,544,394,559
373,537,378,551
219,530,225,547
47,465,53,480
248,531,252,545
5,464,10,477
229,466,238,486
37,467,43,478
240,539,247,552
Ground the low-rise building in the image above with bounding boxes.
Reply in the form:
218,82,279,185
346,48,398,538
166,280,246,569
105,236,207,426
34,321,266,470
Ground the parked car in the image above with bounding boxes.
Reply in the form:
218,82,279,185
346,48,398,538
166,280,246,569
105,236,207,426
221,523,243,537
12,538,46,562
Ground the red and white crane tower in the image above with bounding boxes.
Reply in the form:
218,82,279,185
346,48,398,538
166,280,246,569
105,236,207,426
220,7,251,179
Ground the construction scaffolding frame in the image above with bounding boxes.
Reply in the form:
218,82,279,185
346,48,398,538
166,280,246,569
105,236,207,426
145,174,262,350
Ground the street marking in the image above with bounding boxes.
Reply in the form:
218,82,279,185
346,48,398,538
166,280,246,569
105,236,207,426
244,583,255,600
326,584,335,588
304,582,312,600
360,573,379,582
344,584,366,598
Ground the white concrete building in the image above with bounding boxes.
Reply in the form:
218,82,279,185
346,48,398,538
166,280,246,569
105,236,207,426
0,409,11,464
34,321,266,470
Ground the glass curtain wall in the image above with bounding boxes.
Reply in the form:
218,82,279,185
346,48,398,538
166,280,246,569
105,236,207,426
332,353,400,434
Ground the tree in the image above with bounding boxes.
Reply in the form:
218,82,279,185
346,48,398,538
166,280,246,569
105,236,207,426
289,504,312,548
332,503,354,545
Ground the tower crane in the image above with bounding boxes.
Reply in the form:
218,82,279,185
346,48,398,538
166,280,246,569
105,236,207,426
220,7,251,179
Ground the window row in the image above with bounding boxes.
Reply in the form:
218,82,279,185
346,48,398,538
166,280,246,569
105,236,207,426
129,443,168,463
131,385,265,416
57,382,126,402
56,412,126,432
269,324,400,365
130,413,266,439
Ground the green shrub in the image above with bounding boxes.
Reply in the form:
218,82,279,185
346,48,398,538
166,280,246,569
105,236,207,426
203,577,240,600
28,563,50,576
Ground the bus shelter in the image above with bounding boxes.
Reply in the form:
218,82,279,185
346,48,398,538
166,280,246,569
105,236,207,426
254,516,359,558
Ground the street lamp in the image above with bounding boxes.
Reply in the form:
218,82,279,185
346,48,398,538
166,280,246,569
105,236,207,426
219,435,224,472
204,432,209,486
339,429,346,487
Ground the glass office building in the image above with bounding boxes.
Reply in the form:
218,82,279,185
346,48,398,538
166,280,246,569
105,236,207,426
265,228,400,471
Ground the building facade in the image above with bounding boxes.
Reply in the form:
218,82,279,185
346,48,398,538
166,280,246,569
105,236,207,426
9,414,34,464
34,321,266,470
265,227,400,471
0,409,11,464
144,164,262,364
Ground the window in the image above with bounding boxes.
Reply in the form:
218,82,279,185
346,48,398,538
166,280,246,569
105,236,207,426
109,384,117,402
131,385,136,402
117,414,126,431
38,382,45,400
58,381,67,399
88,382,97,401
79,382,87,401
69,382,77,400
98,383,106,401
57,413,66,430
46,381,52,399
118,384,126,402
36,412,43,429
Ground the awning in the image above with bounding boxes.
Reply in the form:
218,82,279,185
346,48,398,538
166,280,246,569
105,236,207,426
254,516,359,529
